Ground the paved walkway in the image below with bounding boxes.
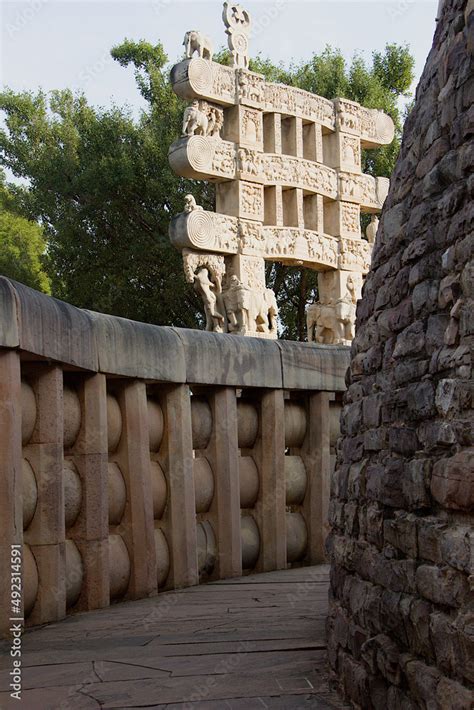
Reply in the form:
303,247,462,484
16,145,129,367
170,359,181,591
0,565,346,709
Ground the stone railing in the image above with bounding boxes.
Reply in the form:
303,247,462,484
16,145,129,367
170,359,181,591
0,277,349,636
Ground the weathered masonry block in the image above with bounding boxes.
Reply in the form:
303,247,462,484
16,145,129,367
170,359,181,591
327,1,474,707
0,276,348,638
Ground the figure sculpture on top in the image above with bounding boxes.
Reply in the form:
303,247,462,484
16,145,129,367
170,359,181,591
183,30,213,61
184,195,203,213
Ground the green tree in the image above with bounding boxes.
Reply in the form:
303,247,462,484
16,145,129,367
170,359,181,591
0,82,209,326
0,172,50,292
0,41,414,337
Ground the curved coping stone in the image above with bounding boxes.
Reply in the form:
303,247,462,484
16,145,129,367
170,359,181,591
5,278,98,371
86,311,186,383
0,277,19,347
0,277,348,391
278,340,350,391
172,328,283,388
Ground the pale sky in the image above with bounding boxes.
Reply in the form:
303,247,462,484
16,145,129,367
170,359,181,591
1,0,439,116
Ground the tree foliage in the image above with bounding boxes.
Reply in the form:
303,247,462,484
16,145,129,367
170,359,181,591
0,41,414,337
0,172,50,292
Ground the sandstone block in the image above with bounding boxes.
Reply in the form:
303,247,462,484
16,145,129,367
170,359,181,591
344,400,363,436
347,458,368,499
384,513,418,557
412,280,439,317
392,320,426,358
418,420,457,449
429,611,458,677
440,525,473,573
366,502,384,548
377,298,413,336
402,458,431,510
431,448,474,509
403,658,440,708
363,394,383,428
339,649,370,708
389,426,420,455
416,564,469,607
405,597,434,660
435,378,471,416
406,381,436,420
361,634,402,686
437,675,473,709
393,358,429,386
387,685,417,710
417,517,445,563
366,459,406,508
364,428,387,451
454,611,474,684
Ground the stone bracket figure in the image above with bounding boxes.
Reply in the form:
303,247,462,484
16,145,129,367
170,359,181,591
183,30,214,61
307,301,348,345
182,100,209,137
307,275,357,345
194,267,226,333
222,275,249,334
223,275,278,336
182,101,224,138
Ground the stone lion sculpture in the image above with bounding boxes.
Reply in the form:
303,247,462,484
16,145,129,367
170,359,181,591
183,30,213,61
184,195,203,213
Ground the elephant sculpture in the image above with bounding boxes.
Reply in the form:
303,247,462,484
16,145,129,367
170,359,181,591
253,289,278,335
223,276,278,335
183,30,213,61
307,299,356,345
182,100,209,137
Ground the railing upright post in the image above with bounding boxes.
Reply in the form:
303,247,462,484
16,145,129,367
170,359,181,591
0,350,23,638
158,384,198,589
254,389,287,572
24,366,66,626
302,391,331,562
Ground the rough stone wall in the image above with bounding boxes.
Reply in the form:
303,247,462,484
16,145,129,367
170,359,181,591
327,1,473,707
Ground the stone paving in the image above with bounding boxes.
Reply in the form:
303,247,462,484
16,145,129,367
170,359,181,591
0,565,347,709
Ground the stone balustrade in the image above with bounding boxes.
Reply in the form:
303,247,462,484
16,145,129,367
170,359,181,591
0,276,349,636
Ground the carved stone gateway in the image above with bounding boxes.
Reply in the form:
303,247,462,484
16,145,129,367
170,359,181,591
168,3,394,341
